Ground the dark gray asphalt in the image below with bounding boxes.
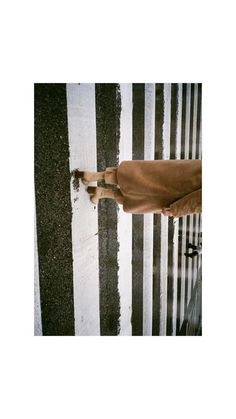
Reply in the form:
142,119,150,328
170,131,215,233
131,84,145,336
167,84,178,335
34,84,74,336
152,84,164,335
96,84,121,336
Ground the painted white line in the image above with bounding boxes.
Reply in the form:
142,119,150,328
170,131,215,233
162,84,171,160
184,84,191,159
193,214,200,286
34,205,42,336
172,83,183,335
160,217,169,336
180,84,191,327
187,84,199,302
192,84,198,160
198,215,202,272
159,83,171,336
117,84,132,336
197,111,202,280
176,83,183,159
199,214,202,238
199,108,202,159
143,83,155,336
172,218,179,336
67,83,100,336
187,213,194,305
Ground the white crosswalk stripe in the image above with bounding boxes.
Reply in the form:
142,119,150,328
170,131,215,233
34,203,42,336
159,83,171,336
171,83,183,336
117,83,133,336
143,83,155,336
180,83,192,327
67,83,100,336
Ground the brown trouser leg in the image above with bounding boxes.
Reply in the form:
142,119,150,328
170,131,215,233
104,168,122,203
113,189,124,204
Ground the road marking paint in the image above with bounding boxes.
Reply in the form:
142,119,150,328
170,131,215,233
34,205,42,336
187,84,199,305
67,83,100,336
172,83,183,335
180,84,191,327
143,83,155,336
117,84,133,335
159,83,171,335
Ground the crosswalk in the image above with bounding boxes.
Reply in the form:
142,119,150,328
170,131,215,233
35,82,202,336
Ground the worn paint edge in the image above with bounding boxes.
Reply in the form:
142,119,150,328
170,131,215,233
34,203,42,336
67,83,100,336
143,83,155,336
159,83,171,336
117,83,133,336
172,83,183,335
180,84,191,326
187,84,199,304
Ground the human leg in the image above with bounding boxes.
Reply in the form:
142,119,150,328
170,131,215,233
71,169,105,185
71,167,118,186
87,186,124,205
